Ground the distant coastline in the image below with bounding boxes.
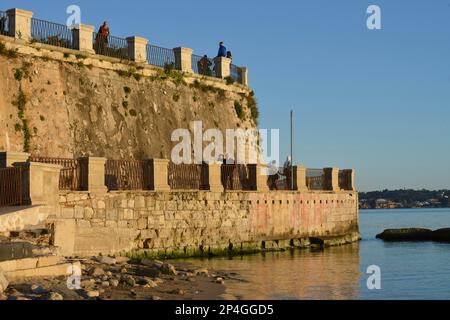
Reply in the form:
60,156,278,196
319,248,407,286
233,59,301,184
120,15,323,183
359,189,450,210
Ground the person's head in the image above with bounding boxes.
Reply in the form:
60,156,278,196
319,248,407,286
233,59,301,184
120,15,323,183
219,41,224,46
226,51,232,57
203,55,208,58
287,156,291,162
103,21,108,26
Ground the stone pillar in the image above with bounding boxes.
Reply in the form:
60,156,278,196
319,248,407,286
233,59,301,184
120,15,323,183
248,164,269,192
0,151,30,168
150,159,170,191
79,157,108,194
72,24,95,54
239,67,249,86
342,169,355,191
214,56,231,79
207,163,224,192
324,167,340,192
293,166,308,191
127,36,148,63
13,162,61,206
173,47,193,73
6,8,33,40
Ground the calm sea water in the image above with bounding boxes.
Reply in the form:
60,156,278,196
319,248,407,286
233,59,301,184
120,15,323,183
183,208,450,300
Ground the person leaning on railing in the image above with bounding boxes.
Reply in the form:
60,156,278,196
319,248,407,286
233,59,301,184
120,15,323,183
96,21,110,54
198,55,212,76
283,156,292,190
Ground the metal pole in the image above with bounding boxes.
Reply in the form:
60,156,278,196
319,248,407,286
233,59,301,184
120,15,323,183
290,110,294,190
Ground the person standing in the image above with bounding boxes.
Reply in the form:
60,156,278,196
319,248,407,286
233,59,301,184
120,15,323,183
96,21,110,54
217,41,227,58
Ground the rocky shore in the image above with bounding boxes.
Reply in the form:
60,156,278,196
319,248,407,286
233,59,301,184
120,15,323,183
376,228,450,242
0,256,234,300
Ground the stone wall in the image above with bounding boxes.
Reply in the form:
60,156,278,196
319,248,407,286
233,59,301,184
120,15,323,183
0,36,256,159
53,190,359,257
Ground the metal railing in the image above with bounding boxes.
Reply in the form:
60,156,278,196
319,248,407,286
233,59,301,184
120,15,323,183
0,11,9,36
339,170,352,191
267,166,294,191
0,167,22,208
93,32,129,60
192,54,217,78
105,159,151,191
168,163,207,190
30,18,74,49
306,169,325,191
230,64,242,83
29,156,85,191
147,44,175,68
221,164,251,191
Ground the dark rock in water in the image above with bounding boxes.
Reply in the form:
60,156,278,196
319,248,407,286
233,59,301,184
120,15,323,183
376,228,433,241
431,228,450,243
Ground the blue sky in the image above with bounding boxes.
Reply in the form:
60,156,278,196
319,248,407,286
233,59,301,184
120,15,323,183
2,0,449,191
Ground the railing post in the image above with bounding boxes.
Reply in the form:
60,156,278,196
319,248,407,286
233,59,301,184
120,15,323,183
213,56,231,79
72,24,95,54
239,67,249,86
248,164,269,192
127,36,148,63
173,47,193,73
13,162,61,206
0,151,30,168
150,159,170,191
324,167,340,192
79,157,108,194
6,8,33,40
293,165,308,191
206,163,224,192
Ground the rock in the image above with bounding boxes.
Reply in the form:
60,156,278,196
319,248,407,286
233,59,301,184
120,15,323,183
376,228,432,241
216,277,224,284
0,293,7,300
135,267,160,278
136,277,149,286
151,295,162,300
161,263,177,276
97,256,116,265
120,268,127,274
48,292,64,300
194,268,209,277
0,270,9,294
106,271,113,277
110,279,119,287
86,290,100,298
121,275,136,287
115,256,130,264
431,228,450,242
146,280,158,288
31,285,47,295
141,259,163,269
101,281,110,287
89,267,105,277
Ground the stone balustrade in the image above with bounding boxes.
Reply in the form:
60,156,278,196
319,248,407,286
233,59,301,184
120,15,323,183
1,7,249,86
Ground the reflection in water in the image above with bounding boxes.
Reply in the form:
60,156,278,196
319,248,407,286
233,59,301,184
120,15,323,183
183,244,360,300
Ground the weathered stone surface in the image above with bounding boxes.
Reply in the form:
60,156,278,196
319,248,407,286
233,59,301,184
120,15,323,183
376,228,433,241
0,269,9,294
97,256,117,265
89,267,105,277
48,292,64,300
161,263,177,276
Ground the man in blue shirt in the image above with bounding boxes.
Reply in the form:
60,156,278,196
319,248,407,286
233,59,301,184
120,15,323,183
217,42,227,57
